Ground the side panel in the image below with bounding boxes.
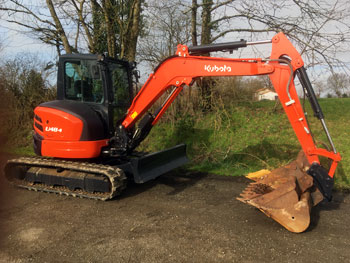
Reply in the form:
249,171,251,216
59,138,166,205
34,106,83,141
34,104,109,158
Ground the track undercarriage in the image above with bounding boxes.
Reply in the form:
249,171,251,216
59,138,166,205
4,144,188,200
5,156,127,200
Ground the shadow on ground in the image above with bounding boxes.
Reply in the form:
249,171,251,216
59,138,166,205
120,169,209,200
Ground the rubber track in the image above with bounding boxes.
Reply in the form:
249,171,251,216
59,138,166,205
5,156,127,201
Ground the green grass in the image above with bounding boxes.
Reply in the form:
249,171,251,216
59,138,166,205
4,145,34,156
308,98,350,188
140,98,350,189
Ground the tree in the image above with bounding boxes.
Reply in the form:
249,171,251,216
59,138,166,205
327,73,350,98
138,0,191,68
0,0,143,61
313,80,327,98
195,0,215,110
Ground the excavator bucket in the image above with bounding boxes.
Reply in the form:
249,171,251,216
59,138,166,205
238,151,324,233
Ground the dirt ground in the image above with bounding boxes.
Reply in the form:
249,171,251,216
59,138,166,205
0,155,349,263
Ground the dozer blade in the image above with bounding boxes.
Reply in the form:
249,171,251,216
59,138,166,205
130,144,189,183
238,151,324,233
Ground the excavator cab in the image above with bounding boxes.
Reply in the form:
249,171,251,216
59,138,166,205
31,54,135,158
58,54,133,134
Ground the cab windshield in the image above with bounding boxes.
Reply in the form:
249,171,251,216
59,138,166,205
64,60,104,103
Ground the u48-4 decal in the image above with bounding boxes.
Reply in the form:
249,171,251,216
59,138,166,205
45,127,63,133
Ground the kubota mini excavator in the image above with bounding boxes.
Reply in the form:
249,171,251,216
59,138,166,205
4,33,341,233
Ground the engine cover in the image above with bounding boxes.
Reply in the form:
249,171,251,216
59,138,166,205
33,100,109,158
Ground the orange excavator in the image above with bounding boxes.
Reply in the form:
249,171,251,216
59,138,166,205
4,33,341,233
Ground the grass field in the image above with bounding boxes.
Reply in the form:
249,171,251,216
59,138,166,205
5,98,350,189
140,98,350,189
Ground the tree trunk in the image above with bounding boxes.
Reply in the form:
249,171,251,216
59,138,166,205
46,0,72,54
123,0,142,62
101,0,117,58
201,0,212,45
73,0,95,53
200,0,214,111
191,0,198,46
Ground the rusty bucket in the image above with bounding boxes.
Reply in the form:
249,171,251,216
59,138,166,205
238,151,324,233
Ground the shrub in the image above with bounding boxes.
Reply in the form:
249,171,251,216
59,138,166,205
0,54,56,148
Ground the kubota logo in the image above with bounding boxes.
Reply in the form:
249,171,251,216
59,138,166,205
204,64,232,73
45,126,63,133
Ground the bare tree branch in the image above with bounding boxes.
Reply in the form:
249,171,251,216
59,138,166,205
0,0,55,27
46,0,73,53
210,0,234,11
70,0,95,52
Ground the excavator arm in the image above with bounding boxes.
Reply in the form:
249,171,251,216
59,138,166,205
118,32,340,175
113,32,341,232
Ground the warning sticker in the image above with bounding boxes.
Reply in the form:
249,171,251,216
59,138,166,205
131,111,138,119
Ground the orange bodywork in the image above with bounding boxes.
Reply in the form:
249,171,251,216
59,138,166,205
40,139,108,158
122,32,340,178
34,106,83,141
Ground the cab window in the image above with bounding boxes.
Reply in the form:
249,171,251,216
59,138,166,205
64,60,104,103
109,63,130,106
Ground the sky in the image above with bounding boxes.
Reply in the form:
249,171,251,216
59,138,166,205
1,0,349,93
1,16,57,61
